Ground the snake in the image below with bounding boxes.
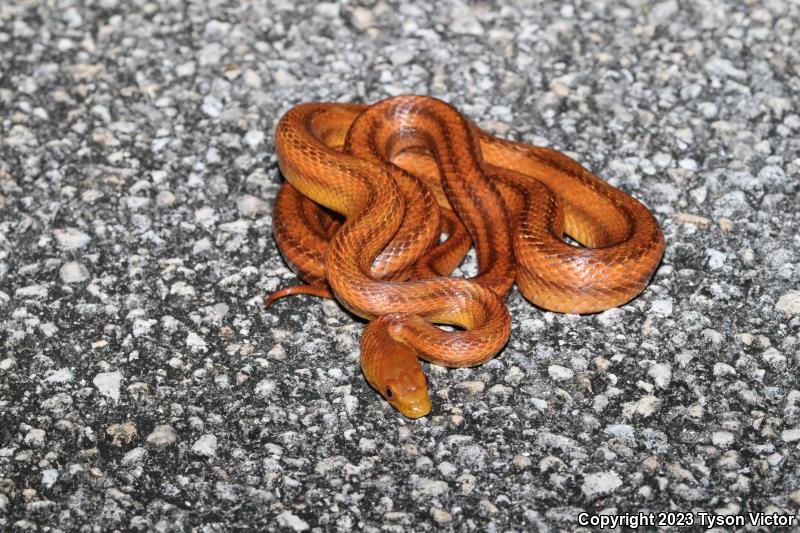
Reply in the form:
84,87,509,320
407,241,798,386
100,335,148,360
268,95,665,418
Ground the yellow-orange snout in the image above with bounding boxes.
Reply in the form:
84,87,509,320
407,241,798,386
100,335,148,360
361,318,432,418
381,368,432,418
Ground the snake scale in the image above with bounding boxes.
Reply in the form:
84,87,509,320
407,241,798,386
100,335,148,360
267,95,665,418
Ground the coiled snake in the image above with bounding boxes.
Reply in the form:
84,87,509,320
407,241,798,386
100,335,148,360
267,96,664,418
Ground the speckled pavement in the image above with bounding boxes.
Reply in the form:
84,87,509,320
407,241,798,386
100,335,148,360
1,0,799,531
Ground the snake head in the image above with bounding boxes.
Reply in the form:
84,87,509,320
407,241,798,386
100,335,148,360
362,330,432,419
379,361,432,419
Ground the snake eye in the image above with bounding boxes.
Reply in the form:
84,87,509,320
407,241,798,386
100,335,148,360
385,387,393,399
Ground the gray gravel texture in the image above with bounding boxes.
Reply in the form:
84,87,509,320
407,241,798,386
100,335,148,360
1,0,800,531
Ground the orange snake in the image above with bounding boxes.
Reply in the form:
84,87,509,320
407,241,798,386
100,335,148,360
267,96,665,418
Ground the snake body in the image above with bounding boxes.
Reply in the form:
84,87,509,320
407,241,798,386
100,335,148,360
269,96,665,418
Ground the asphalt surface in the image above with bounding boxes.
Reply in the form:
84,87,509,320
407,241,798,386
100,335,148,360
1,0,799,531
